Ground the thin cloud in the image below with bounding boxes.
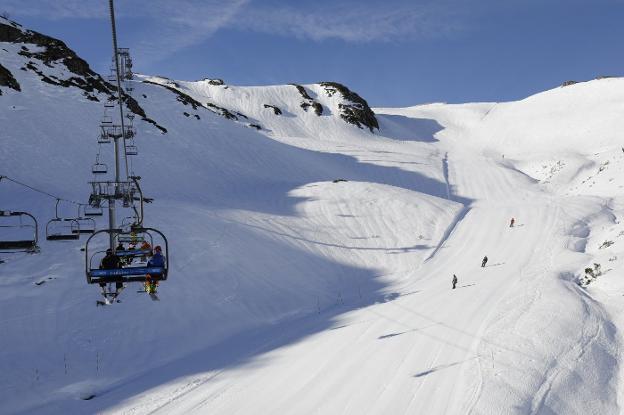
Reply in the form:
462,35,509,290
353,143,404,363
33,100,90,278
2,0,462,66
1,0,249,66
129,0,249,66
1,0,107,19
235,3,464,42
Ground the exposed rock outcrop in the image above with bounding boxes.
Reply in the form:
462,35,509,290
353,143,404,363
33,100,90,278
291,84,323,116
0,63,20,94
0,17,166,132
263,104,282,115
144,79,255,124
319,82,378,132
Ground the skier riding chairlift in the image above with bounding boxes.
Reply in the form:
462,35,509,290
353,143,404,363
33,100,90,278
145,245,165,294
100,248,123,300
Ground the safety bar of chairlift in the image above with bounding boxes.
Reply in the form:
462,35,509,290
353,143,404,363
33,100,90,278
115,248,152,257
0,211,39,251
118,231,152,247
85,227,169,284
89,267,166,284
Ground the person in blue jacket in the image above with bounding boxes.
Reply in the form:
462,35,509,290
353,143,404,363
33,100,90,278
148,245,165,267
146,245,165,294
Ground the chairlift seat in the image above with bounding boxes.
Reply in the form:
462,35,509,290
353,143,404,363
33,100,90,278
126,145,138,156
85,227,168,285
92,163,108,174
0,240,37,250
47,233,80,241
76,218,96,234
46,218,80,241
84,207,103,217
0,211,40,253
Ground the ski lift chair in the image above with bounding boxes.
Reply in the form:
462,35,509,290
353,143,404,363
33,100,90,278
125,144,138,156
76,217,96,234
84,206,104,217
46,218,80,240
0,211,40,253
98,131,111,144
92,161,108,175
46,199,80,241
85,227,169,285
121,215,139,230
73,205,96,234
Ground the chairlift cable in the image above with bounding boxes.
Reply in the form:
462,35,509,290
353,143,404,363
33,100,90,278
1,175,82,206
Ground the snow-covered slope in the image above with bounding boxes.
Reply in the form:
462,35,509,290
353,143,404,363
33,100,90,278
2,16,624,415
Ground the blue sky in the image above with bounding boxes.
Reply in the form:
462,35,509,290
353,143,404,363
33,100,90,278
2,0,623,107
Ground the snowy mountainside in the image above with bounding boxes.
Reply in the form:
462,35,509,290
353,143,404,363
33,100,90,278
141,75,379,138
2,16,624,415
0,17,457,414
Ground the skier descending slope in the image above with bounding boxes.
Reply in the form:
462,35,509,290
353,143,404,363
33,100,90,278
481,256,488,267
452,274,458,289
509,217,515,227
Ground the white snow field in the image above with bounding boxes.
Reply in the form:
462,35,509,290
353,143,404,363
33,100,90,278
2,18,624,414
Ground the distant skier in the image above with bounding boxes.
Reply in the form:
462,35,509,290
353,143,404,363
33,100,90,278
452,274,458,289
481,256,488,267
509,217,515,228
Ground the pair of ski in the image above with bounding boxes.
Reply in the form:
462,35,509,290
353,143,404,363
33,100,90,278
96,291,122,306
96,291,159,306
139,290,160,302
96,285,125,306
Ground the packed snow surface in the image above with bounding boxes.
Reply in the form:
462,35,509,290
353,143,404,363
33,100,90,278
2,25,624,413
